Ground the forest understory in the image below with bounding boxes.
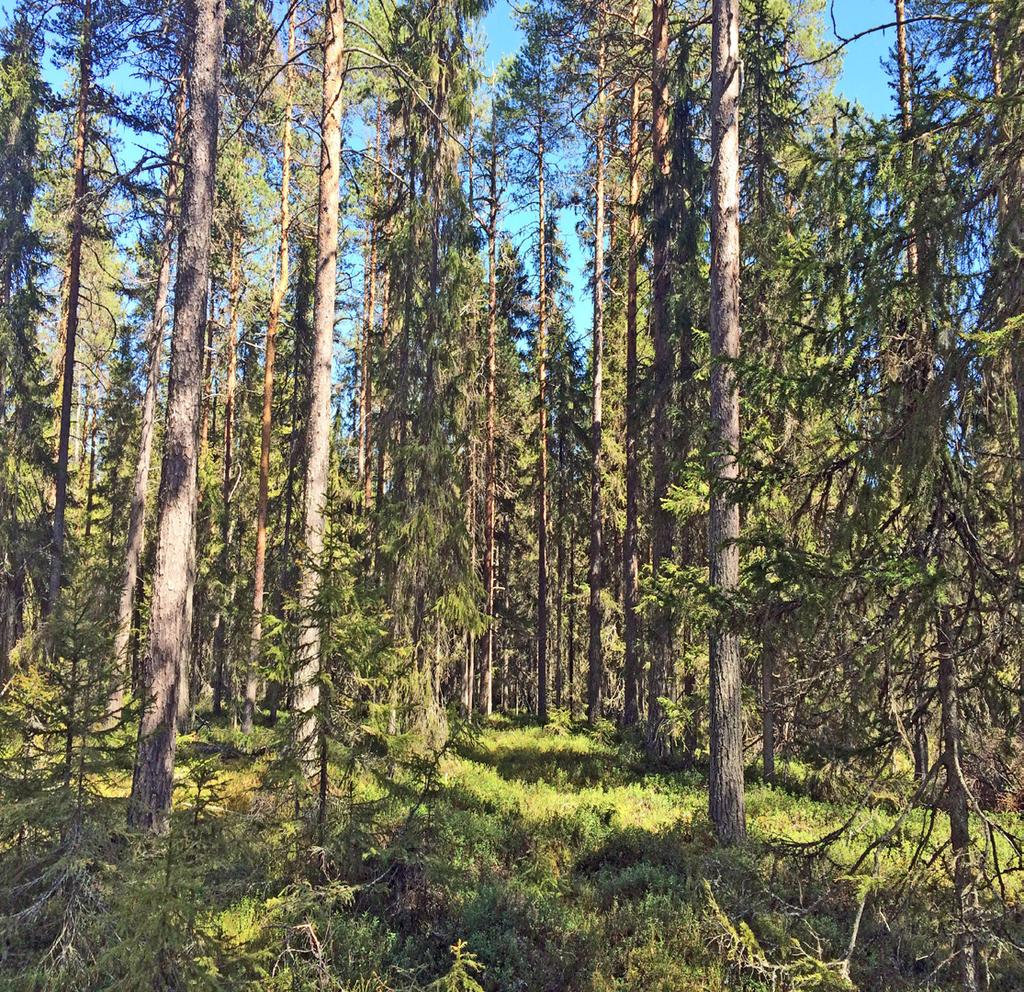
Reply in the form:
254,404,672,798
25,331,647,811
2,706,1022,991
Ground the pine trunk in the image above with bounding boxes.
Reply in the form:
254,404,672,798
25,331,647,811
708,0,746,845
109,76,186,720
646,0,673,748
127,0,225,833
481,122,498,717
536,128,549,723
244,13,295,735
212,235,241,720
295,0,345,769
586,28,606,726
47,0,91,614
622,48,642,728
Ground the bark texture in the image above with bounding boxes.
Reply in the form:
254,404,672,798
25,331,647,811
127,0,225,833
244,12,295,735
586,27,606,726
622,22,642,728
110,76,186,720
295,0,345,769
708,0,746,845
536,127,549,723
481,121,498,717
646,0,673,748
48,0,91,614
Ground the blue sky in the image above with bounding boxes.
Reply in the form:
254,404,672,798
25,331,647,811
479,0,898,336
2,0,900,342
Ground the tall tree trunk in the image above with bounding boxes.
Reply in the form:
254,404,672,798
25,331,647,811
244,12,295,735
622,38,642,728
993,6,1024,730
587,25,606,726
211,233,241,722
47,0,91,614
127,0,225,834
358,98,382,512
536,125,549,723
894,0,933,777
708,0,746,845
567,526,576,718
109,75,186,720
646,0,673,748
480,121,498,717
295,0,345,769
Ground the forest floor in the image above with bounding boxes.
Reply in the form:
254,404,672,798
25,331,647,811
7,714,1023,990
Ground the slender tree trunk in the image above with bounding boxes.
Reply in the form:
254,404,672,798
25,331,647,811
359,99,382,512
47,0,91,614
295,0,345,769
646,0,673,748
622,40,642,728
211,235,241,720
993,10,1024,729
536,126,549,723
109,76,186,719
127,0,225,834
480,122,498,717
83,400,96,539
708,0,746,845
244,13,295,735
894,0,934,775
199,281,219,459
567,527,576,718
587,26,606,726
762,646,775,782
937,601,980,992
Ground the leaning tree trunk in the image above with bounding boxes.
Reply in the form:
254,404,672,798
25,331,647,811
708,0,746,845
109,75,186,721
586,25,606,726
244,11,295,735
48,0,91,615
294,0,345,770
127,0,225,834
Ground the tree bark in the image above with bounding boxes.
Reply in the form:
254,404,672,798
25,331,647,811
646,0,673,749
109,75,186,720
762,646,775,782
212,235,241,720
937,603,980,992
127,0,225,833
295,0,345,770
622,15,642,729
708,0,746,845
536,125,549,723
47,0,91,615
993,5,1024,730
586,25,606,726
480,120,498,717
244,12,295,735
358,98,382,512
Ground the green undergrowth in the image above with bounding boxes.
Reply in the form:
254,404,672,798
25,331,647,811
1,715,1020,991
